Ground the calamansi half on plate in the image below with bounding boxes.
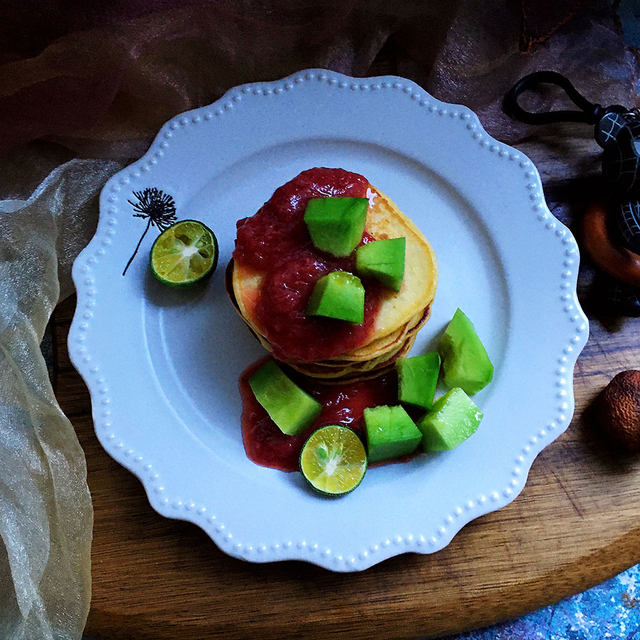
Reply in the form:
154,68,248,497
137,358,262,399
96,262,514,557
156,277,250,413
150,220,218,286
299,425,368,496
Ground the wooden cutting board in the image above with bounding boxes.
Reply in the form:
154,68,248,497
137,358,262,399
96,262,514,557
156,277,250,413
52,285,640,640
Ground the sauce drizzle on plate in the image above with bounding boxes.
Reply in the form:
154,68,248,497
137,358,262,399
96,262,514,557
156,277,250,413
239,357,399,471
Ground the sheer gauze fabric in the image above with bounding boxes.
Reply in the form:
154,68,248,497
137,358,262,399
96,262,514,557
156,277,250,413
0,2,636,638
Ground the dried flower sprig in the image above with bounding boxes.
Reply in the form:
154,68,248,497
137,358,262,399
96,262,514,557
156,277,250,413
122,188,177,276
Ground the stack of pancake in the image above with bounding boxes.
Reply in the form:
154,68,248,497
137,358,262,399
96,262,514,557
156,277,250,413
226,179,438,382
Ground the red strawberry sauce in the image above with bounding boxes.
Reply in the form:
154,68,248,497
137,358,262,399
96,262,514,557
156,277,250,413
239,357,399,471
232,167,383,363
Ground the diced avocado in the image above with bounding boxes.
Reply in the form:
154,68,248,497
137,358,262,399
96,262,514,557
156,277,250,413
304,197,368,257
249,359,321,436
355,237,406,291
306,271,365,323
438,308,494,395
417,387,483,451
364,405,422,463
397,352,441,410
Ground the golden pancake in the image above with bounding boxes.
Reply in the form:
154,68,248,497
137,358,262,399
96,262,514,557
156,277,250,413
288,327,421,383
328,305,429,362
231,183,437,366
227,256,431,377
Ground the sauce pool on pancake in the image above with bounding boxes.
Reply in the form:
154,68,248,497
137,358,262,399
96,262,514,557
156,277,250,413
233,168,384,362
234,168,369,269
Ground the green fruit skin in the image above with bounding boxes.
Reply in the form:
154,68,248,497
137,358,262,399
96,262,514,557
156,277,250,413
438,308,493,395
249,360,321,436
417,388,483,451
304,197,368,257
364,405,423,463
397,352,441,410
306,271,365,323
355,237,406,291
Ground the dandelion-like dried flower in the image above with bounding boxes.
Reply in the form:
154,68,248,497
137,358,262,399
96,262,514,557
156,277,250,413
129,188,177,230
123,188,178,275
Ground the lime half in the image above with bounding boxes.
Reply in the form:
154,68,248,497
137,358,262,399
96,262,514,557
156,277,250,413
150,220,218,286
299,425,367,496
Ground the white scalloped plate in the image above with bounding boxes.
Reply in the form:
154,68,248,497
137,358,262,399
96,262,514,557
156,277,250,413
69,69,588,572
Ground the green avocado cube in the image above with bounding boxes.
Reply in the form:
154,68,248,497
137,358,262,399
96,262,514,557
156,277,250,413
397,352,441,410
417,388,483,451
355,237,406,291
438,308,494,395
306,271,365,323
249,360,321,436
304,197,368,257
364,405,422,463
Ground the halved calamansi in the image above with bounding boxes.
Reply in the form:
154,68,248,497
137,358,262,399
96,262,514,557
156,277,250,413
150,220,218,286
299,425,367,496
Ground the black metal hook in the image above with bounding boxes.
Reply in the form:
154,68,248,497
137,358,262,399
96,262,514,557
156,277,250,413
504,70,609,125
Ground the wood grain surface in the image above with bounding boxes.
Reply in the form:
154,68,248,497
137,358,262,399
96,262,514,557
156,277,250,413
52,260,640,640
